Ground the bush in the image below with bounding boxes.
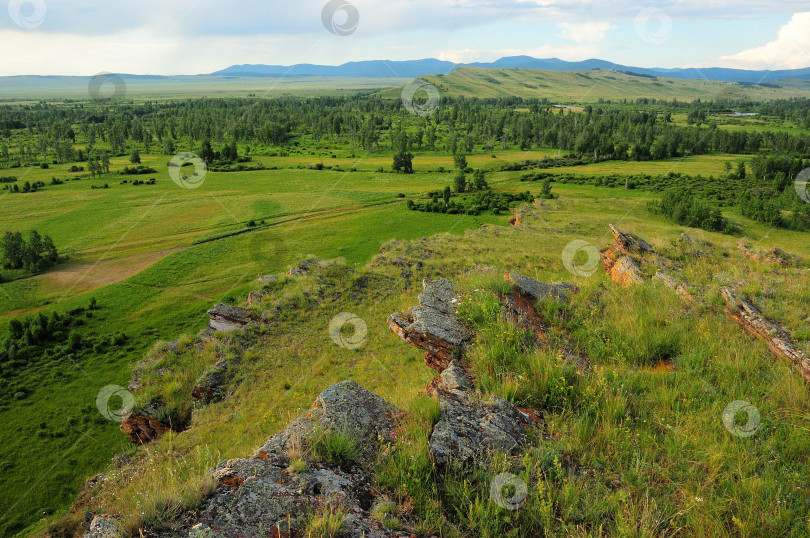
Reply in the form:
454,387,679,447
658,189,730,232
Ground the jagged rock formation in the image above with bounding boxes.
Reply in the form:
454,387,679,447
738,242,798,266
427,362,543,466
119,401,171,444
720,287,810,383
82,515,118,538
608,257,646,287
388,278,472,372
207,303,255,333
289,257,337,276
504,273,578,304
191,360,235,404
599,225,652,287
189,381,407,537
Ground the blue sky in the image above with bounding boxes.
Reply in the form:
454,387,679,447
2,0,810,75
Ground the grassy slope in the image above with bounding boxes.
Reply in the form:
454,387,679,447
49,183,810,536
378,67,810,102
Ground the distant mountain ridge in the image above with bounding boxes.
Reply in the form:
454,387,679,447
213,56,810,83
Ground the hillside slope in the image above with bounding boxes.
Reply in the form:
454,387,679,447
396,67,810,102
51,193,810,536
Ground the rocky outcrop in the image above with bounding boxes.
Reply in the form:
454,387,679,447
720,287,810,383
598,226,652,287
609,224,654,255
289,257,337,276
504,273,578,304
738,242,798,266
189,381,406,537
388,279,472,372
427,363,543,467
207,303,255,333
120,402,171,444
609,257,645,287
82,515,119,538
191,360,235,404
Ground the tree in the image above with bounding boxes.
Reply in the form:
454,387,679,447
472,170,488,191
443,186,451,206
453,171,467,193
392,150,414,174
130,149,141,164
200,140,215,164
737,161,747,180
1,231,25,269
453,154,467,170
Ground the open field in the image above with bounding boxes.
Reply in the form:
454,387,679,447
0,75,407,102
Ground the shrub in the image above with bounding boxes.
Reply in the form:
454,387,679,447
310,425,360,467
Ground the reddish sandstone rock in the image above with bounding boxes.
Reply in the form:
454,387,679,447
609,257,645,287
120,412,171,445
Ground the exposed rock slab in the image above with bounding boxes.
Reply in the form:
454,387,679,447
82,515,119,538
610,224,654,255
428,363,542,466
504,273,578,304
190,381,406,537
388,278,472,372
609,257,645,287
721,287,810,383
207,303,255,333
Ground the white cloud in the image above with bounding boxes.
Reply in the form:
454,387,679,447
717,12,810,69
557,22,616,43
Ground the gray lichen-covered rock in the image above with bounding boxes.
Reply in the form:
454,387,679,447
388,279,472,372
428,364,542,467
289,257,338,276
207,303,255,333
188,381,406,537
191,360,235,404
259,381,401,463
504,273,578,304
82,515,119,538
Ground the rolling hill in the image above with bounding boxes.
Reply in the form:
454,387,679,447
385,66,810,102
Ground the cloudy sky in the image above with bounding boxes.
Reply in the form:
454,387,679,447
2,0,810,75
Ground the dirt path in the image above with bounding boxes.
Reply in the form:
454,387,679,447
27,247,185,289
